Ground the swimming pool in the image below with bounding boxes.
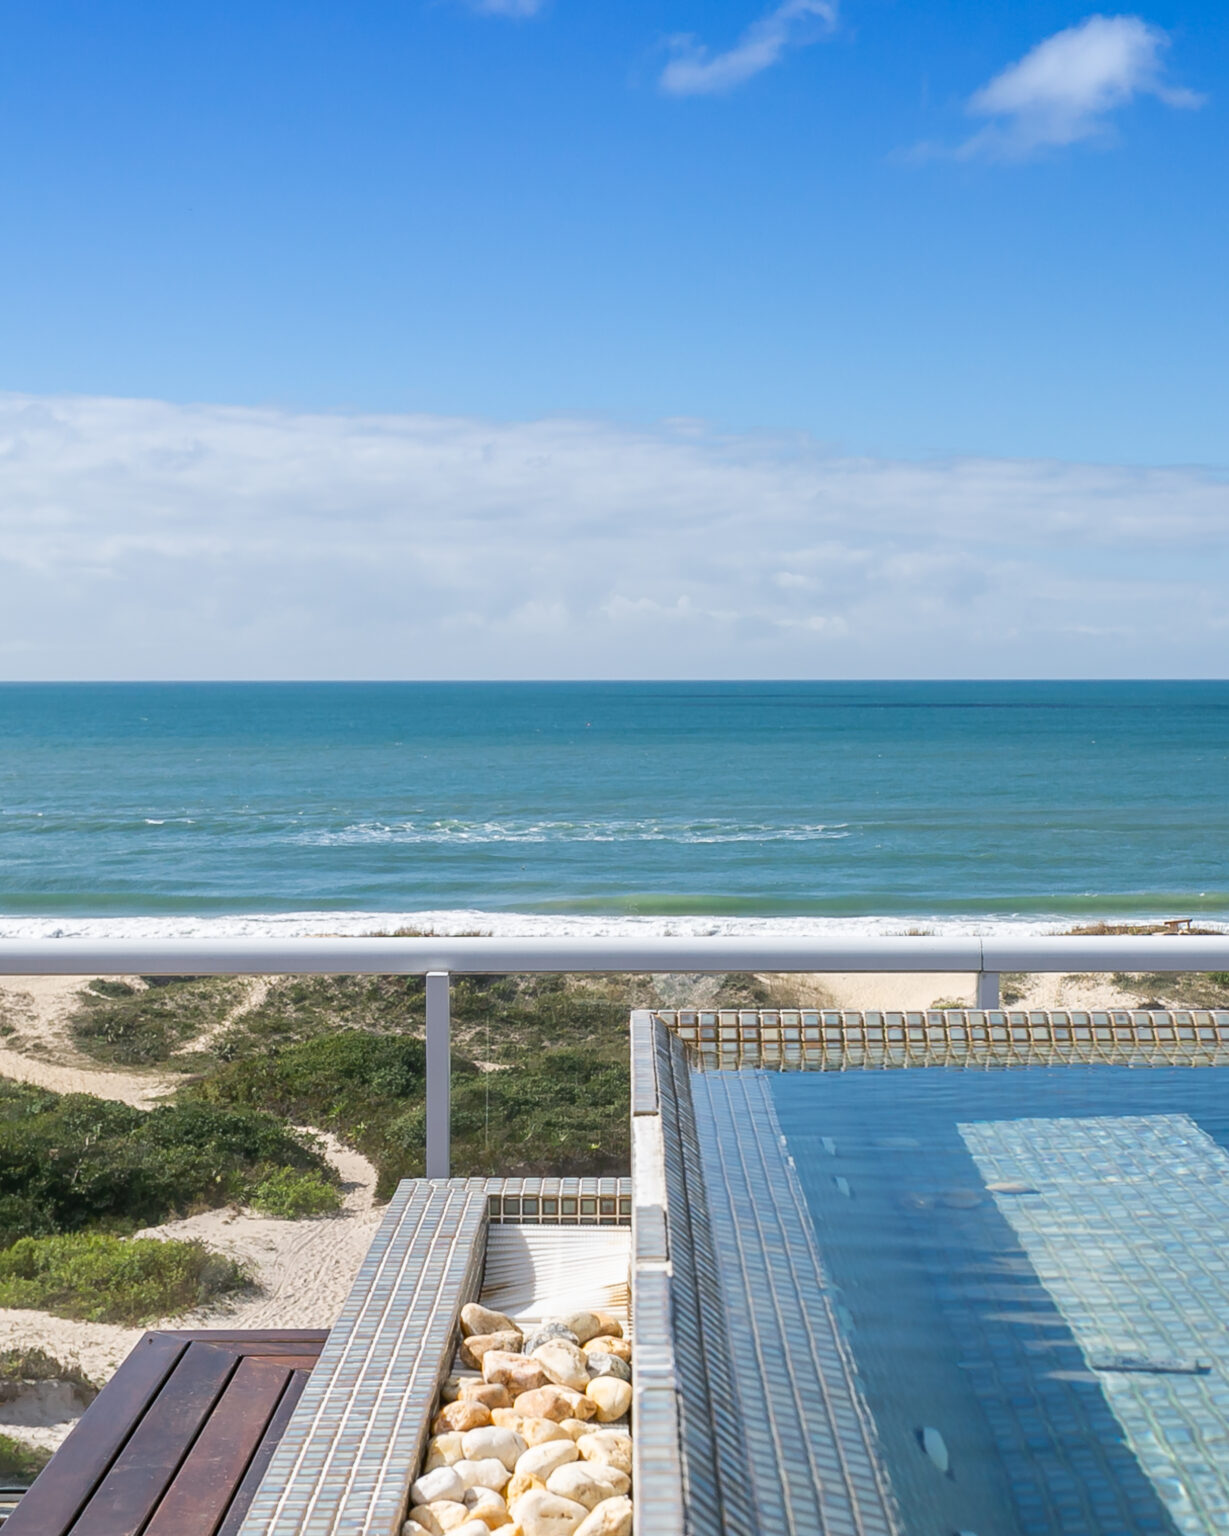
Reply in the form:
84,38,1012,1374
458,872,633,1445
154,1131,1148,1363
634,1011,1229,1536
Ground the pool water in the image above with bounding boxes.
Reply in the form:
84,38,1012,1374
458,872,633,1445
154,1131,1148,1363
765,1066,1229,1536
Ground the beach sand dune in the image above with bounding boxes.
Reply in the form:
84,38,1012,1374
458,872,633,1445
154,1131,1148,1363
0,975,176,1106
769,971,1144,1013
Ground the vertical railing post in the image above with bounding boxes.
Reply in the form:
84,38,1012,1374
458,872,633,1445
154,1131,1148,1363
426,971,451,1178
976,971,1000,1009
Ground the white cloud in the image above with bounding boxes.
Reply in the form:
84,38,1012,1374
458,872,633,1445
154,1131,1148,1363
660,0,836,96
462,0,546,16
957,14,1204,159
0,392,1226,680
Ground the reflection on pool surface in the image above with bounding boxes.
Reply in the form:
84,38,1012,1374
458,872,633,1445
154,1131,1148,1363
708,1066,1229,1536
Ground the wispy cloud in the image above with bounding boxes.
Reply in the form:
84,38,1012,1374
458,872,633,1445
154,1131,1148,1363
953,13,1205,159
0,394,1226,679
660,0,836,96
462,0,546,16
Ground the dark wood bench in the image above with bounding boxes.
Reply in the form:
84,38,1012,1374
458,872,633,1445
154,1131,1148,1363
3,1329,326,1536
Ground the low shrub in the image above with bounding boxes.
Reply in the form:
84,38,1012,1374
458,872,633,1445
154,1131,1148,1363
999,971,1028,1005
0,1431,50,1483
447,976,630,1177
451,1046,629,1179
196,1003,629,1194
0,1080,336,1243
70,976,244,1066
0,1233,251,1325
249,1168,342,1219
215,975,425,1057
191,1032,444,1198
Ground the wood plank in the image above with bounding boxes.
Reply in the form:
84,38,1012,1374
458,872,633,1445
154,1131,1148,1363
207,1341,324,1360
66,1341,238,1536
2,1333,187,1536
214,1370,309,1536
160,1331,328,1346
142,1357,291,1536
247,1354,319,1371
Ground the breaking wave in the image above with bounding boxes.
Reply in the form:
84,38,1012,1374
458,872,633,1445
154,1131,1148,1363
303,818,853,847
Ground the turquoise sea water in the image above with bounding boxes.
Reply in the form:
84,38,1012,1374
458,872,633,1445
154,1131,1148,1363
0,681,1227,927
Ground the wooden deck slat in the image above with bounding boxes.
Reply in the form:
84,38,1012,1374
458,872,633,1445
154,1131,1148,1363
160,1331,329,1347
142,1358,292,1536
246,1354,320,1371
214,1371,310,1536
1,1332,188,1536
66,1342,239,1536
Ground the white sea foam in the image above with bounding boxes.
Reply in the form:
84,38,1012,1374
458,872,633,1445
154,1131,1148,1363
0,910,1223,941
301,819,852,846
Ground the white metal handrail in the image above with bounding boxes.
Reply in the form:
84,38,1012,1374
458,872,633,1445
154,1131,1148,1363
3,934,1227,1174
2,933,1227,974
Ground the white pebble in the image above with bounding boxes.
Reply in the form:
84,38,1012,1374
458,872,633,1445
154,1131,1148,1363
410,1467,465,1506
573,1496,633,1536
576,1431,633,1477
463,1485,509,1526
546,1462,623,1511
454,1457,511,1492
425,1433,466,1470
461,1426,527,1471
584,1378,631,1424
511,1487,591,1536
515,1439,580,1479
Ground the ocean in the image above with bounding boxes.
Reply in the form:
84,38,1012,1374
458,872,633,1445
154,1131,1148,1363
1,680,1227,937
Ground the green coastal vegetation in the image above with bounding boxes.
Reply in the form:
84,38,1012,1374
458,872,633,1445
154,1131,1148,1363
63,972,639,1194
1112,971,1229,1009
0,1075,333,1322
69,975,245,1067
191,973,633,1195
0,1234,250,1325
0,1346,96,1401
2,969,649,1320
0,1432,51,1483
0,1079,337,1242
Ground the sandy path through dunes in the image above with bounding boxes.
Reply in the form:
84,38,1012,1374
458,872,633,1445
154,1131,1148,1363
0,974,282,1104
0,975,179,1106
171,976,274,1058
0,1044,174,1108
129,1130,384,1331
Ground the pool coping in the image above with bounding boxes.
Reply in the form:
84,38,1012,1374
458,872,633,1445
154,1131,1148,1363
658,1006,1229,1070
632,1010,907,1536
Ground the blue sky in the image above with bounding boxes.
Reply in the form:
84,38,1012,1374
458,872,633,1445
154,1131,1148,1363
0,3,1226,677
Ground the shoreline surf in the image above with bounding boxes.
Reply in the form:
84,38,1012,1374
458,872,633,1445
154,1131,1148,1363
1,909,1225,941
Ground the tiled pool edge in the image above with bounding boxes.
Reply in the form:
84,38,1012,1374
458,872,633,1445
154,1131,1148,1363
660,1007,1229,1070
690,1071,902,1536
630,1009,687,1536
631,1011,754,1536
236,1180,486,1536
239,1175,633,1536
633,1012,914,1535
